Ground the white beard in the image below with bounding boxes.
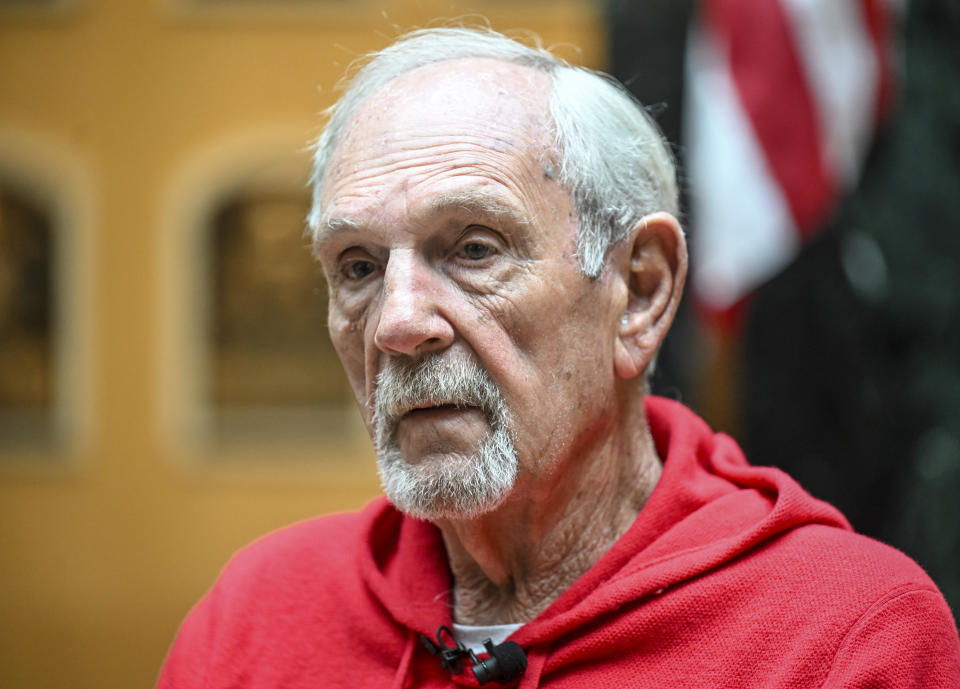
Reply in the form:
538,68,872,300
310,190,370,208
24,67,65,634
372,354,518,520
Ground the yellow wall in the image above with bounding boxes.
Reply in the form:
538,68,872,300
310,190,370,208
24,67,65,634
0,2,605,687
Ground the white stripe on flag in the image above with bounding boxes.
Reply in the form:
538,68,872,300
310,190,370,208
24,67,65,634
686,23,800,310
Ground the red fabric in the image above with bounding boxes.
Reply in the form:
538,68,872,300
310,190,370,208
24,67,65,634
158,397,960,688
702,0,836,235
860,0,897,121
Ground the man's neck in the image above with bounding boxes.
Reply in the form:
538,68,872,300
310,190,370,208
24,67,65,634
436,421,662,625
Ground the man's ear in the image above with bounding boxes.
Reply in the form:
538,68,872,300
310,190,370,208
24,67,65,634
613,212,688,380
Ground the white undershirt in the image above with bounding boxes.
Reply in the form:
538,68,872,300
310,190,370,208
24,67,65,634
452,622,524,654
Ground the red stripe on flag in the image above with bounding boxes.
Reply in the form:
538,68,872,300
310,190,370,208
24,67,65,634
860,0,896,121
702,0,837,236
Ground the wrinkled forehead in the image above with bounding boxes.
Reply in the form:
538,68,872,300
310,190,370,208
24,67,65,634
323,58,557,194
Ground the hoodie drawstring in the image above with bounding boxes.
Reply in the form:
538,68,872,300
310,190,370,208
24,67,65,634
390,629,417,689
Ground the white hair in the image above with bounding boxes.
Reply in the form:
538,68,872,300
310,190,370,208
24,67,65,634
307,26,678,277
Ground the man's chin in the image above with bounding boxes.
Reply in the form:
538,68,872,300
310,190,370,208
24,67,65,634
375,432,518,522
384,489,509,522
386,447,480,471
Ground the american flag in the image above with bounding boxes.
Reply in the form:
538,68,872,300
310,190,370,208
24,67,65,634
685,0,902,322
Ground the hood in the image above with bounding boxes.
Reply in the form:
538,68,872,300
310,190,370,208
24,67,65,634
356,396,851,687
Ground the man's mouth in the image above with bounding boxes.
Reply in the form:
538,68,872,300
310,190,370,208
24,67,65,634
401,403,472,419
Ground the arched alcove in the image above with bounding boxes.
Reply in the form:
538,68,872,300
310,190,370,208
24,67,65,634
0,128,93,459
0,183,54,440
161,125,363,457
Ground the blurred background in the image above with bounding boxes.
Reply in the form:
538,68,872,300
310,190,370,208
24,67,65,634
0,0,956,687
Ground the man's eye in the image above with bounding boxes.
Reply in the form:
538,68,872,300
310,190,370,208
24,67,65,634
460,242,493,260
344,260,376,281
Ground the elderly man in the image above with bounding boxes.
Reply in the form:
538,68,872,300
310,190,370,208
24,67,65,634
159,27,960,688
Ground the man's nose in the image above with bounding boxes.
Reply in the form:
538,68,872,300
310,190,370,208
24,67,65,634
373,253,455,357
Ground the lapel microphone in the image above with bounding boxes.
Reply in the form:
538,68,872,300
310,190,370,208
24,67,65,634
420,625,528,685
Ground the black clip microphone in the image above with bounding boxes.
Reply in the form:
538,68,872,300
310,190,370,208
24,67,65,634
420,625,470,675
472,637,528,685
420,626,528,685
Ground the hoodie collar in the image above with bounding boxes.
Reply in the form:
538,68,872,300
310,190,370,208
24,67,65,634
358,396,851,678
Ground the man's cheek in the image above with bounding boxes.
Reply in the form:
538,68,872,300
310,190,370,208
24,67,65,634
327,322,367,407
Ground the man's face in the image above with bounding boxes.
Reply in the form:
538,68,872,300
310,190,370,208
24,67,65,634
313,59,625,520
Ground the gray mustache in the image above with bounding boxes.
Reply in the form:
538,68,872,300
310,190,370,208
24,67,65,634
372,354,507,440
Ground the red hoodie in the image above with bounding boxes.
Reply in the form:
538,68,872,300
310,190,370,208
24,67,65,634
158,397,960,688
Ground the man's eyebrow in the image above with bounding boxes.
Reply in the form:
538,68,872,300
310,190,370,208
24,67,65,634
428,189,529,224
315,190,530,245
312,214,363,247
